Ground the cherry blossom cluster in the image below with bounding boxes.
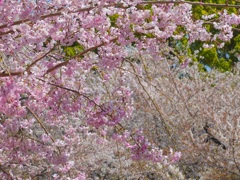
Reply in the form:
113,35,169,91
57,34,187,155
0,0,239,179
113,129,181,163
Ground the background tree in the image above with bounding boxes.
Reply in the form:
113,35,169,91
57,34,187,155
167,0,240,72
127,52,240,179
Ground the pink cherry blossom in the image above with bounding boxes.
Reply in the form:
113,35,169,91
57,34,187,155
0,0,239,179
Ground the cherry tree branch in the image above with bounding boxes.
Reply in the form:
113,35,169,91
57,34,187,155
141,1,240,8
0,7,94,31
36,78,103,110
44,38,118,76
0,71,22,77
0,0,238,36
26,43,59,73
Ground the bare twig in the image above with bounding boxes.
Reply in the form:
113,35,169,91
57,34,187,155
125,59,177,149
26,106,55,143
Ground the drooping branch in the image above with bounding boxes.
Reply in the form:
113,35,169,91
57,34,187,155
44,37,118,76
1,0,238,37
0,7,93,31
0,71,22,77
26,43,59,73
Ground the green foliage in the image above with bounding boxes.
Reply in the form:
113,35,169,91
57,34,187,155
144,3,154,16
62,42,85,59
133,31,155,39
144,3,152,10
192,5,208,20
217,58,232,72
234,34,240,52
191,0,237,16
108,14,119,27
167,0,239,72
197,63,206,72
199,47,218,66
192,44,233,72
